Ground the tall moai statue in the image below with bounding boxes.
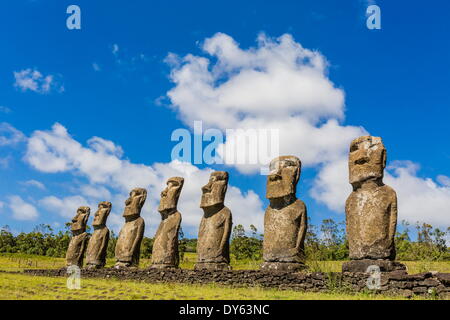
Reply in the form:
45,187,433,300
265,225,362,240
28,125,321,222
114,188,147,268
261,156,307,272
195,171,232,271
150,177,184,269
342,136,405,272
66,206,90,268
86,201,111,269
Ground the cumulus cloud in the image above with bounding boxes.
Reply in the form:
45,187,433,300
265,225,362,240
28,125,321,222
8,196,38,221
385,161,450,228
25,123,264,235
0,106,11,114
167,32,345,128
13,68,64,94
165,32,450,230
0,122,26,146
21,180,46,190
39,195,93,219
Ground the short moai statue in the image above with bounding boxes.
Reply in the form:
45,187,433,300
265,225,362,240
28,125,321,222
342,136,406,272
195,171,232,271
261,156,307,272
114,188,147,268
66,206,90,268
86,201,111,269
150,177,184,269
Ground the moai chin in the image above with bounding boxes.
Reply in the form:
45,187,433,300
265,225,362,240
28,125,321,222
194,171,232,271
85,201,111,269
114,188,146,268
150,177,184,269
261,156,308,272
66,206,90,268
342,136,406,273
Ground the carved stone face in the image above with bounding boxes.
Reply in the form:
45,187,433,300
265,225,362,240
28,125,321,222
92,201,112,227
200,171,228,208
123,188,147,218
71,206,90,232
266,156,301,199
349,136,386,186
158,177,184,213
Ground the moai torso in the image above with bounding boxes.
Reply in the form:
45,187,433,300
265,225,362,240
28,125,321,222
115,188,147,268
197,206,232,263
151,212,182,266
195,171,232,269
262,156,307,268
264,199,307,262
151,177,184,268
346,136,398,260
66,206,90,267
86,201,111,269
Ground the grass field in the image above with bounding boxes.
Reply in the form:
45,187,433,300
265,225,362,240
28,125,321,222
0,253,449,300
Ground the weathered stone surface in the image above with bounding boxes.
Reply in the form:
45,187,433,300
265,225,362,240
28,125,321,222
195,171,232,271
66,206,90,267
150,177,184,269
86,201,111,269
342,259,407,273
262,156,307,272
115,188,147,268
345,136,401,271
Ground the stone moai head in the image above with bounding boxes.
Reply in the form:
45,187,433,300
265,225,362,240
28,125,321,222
349,136,386,187
123,188,147,218
200,171,228,209
92,201,112,227
266,155,301,200
71,206,90,233
158,177,184,214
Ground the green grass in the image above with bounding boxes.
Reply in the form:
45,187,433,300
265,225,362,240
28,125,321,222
1,253,449,274
0,272,431,300
0,253,448,300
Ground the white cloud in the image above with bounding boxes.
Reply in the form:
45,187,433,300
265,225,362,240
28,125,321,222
39,195,92,219
112,44,119,55
13,68,64,94
25,123,264,235
92,63,101,71
167,32,345,129
8,196,38,221
437,175,450,187
165,32,450,230
0,106,11,114
0,122,26,146
385,161,450,228
165,33,366,174
21,180,46,190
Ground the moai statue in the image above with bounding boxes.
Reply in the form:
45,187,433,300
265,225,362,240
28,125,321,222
150,177,184,269
66,206,90,268
86,201,111,269
261,156,307,272
195,171,232,271
342,136,405,272
114,188,147,268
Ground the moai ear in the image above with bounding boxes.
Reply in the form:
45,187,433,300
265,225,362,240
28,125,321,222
382,149,387,169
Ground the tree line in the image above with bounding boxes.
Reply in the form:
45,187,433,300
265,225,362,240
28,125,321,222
0,219,448,261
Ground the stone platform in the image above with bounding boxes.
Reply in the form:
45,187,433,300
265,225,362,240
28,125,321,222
22,268,450,298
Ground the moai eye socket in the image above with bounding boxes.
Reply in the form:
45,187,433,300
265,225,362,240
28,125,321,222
350,143,359,152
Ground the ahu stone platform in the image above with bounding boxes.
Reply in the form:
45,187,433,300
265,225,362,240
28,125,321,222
23,268,450,298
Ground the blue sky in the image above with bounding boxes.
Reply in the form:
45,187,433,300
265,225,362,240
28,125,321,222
0,0,449,238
